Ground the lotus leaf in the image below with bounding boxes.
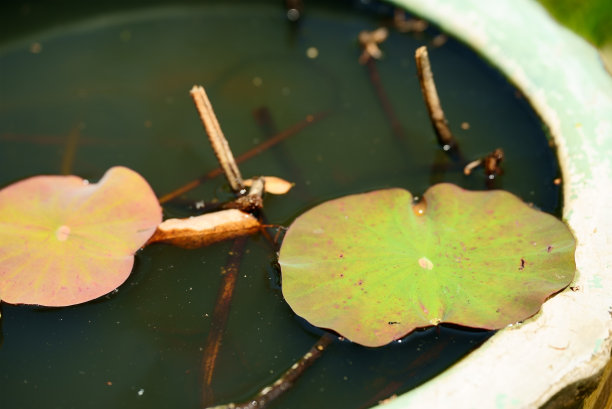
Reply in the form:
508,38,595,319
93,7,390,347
279,184,576,347
0,166,162,307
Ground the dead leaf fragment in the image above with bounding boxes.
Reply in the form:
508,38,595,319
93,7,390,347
244,176,294,195
147,209,260,249
358,27,389,64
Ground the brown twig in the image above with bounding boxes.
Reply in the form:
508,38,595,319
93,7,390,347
206,334,334,409
158,111,329,204
483,148,504,178
415,46,458,154
190,85,244,193
463,148,504,189
158,169,223,205
201,237,249,407
463,148,504,179
463,158,482,176
358,27,388,65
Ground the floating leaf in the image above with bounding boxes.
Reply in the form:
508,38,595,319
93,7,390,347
278,183,575,347
0,166,162,307
244,176,294,195
147,209,261,249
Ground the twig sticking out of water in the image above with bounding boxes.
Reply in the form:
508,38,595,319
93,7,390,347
464,148,505,189
463,158,482,176
206,334,334,409
190,85,245,193
415,46,457,154
482,148,504,178
464,148,504,178
158,111,328,204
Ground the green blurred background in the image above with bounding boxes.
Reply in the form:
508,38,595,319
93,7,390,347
537,0,612,72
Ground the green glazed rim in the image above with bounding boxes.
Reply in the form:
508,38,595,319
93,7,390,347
375,0,612,407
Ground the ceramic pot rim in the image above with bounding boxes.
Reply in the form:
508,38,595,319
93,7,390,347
377,1,612,408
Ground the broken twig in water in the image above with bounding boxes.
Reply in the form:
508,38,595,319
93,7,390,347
158,111,328,204
223,177,265,213
190,85,244,193
415,46,457,154
483,148,504,178
463,158,482,176
464,148,504,179
207,334,334,409
358,27,388,65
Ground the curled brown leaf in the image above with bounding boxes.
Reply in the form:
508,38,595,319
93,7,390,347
146,209,260,249
244,176,294,195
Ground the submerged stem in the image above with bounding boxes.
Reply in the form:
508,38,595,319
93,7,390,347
201,237,249,407
206,334,334,409
365,58,407,143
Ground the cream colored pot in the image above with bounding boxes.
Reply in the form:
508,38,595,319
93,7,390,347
374,0,612,408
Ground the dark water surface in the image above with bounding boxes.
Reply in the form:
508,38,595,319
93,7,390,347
0,1,561,408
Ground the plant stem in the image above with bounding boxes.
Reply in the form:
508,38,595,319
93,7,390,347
365,58,408,144
190,85,245,193
415,46,457,153
206,334,334,409
463,148,504,188
158,111,329,204
201,237,249,407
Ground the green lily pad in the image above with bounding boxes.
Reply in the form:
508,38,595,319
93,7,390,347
278,184,576,347
0,166,162,307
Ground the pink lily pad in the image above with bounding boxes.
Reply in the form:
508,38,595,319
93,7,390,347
0,166,162,307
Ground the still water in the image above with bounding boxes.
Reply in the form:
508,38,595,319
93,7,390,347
0,1,560,408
